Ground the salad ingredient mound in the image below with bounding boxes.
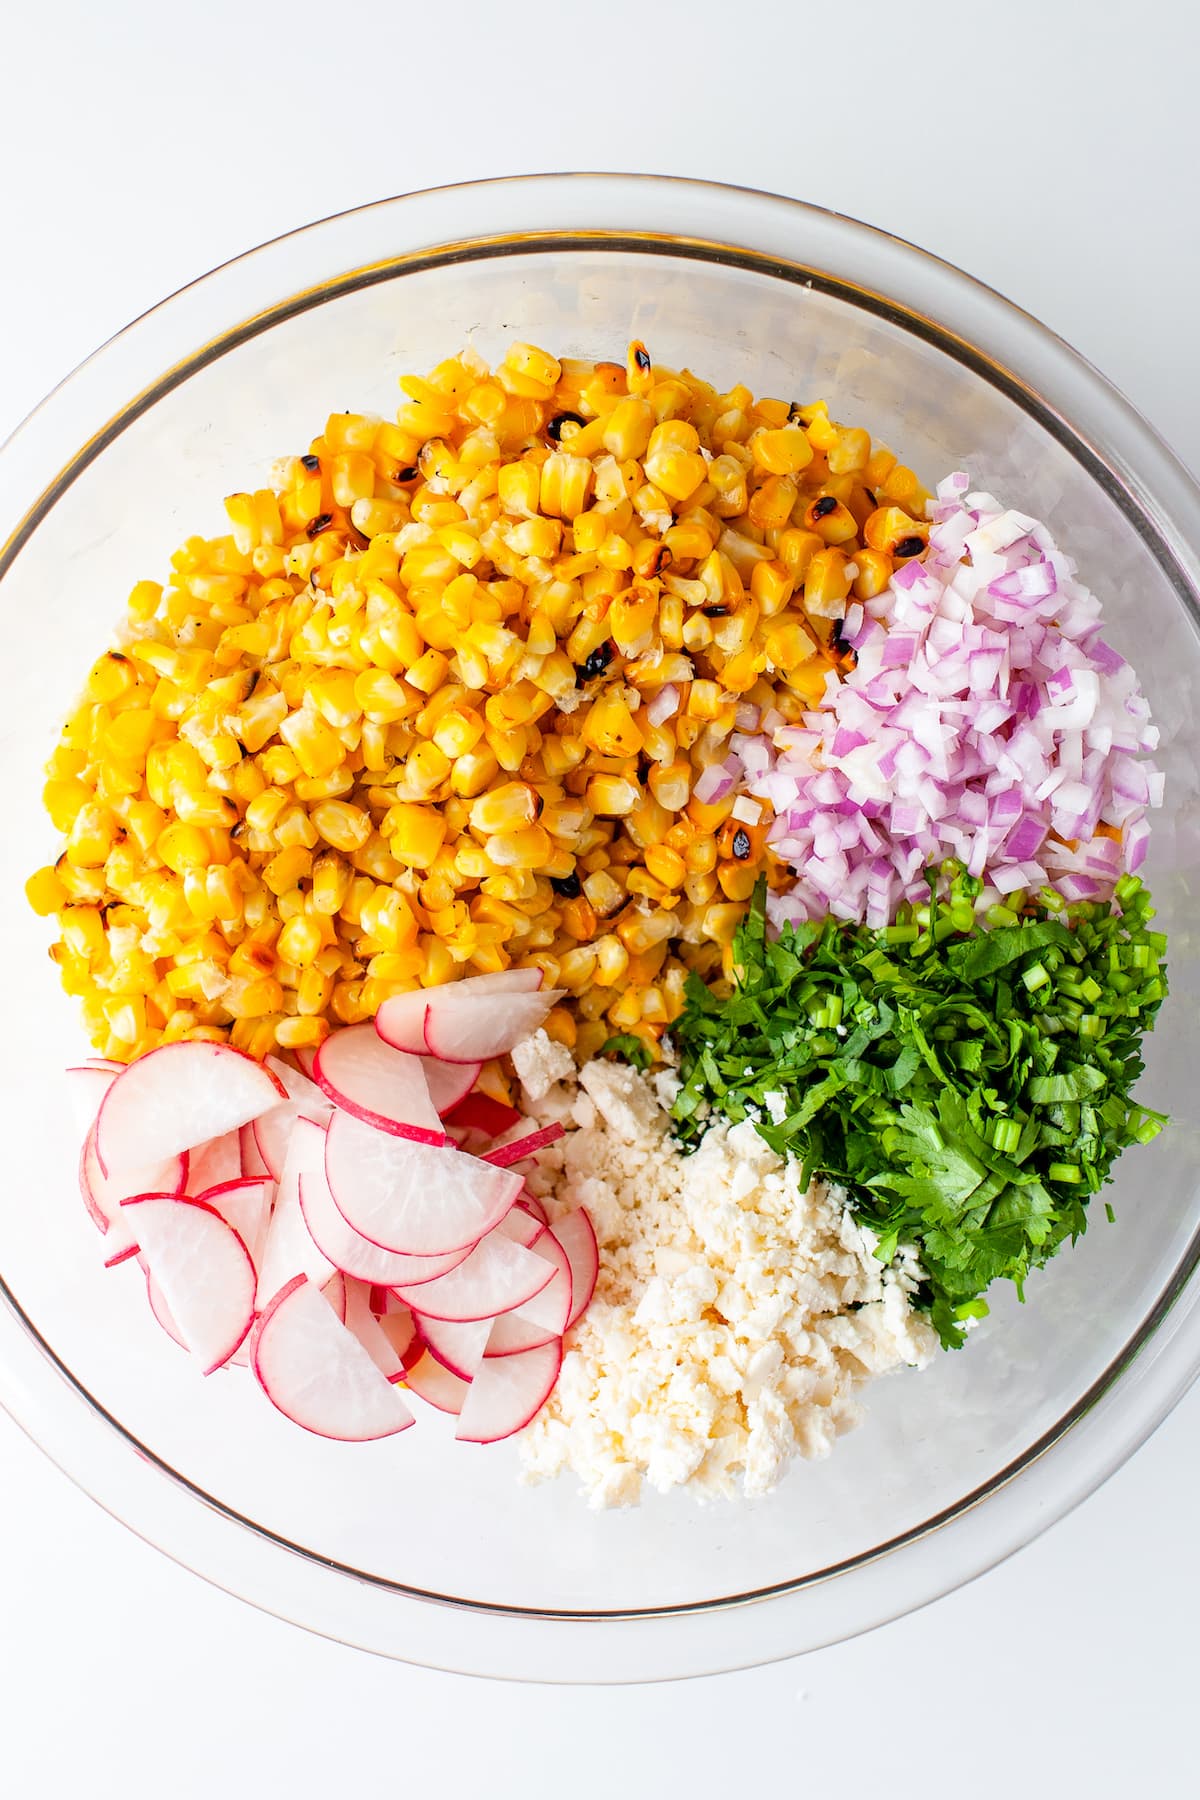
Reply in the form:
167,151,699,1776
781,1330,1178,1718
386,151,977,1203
68,973,601,1446
517,1052,936,1507
672,874,1167,1347
27,341,931,1071
745,476,1161,929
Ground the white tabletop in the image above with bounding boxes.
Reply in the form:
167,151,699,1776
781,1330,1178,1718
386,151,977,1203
3,2,1198,1790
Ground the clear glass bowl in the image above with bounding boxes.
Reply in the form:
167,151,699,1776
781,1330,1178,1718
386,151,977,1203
2,175,1198,1683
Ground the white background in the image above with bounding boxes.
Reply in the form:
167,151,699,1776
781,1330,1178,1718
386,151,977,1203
2,1,1198,1791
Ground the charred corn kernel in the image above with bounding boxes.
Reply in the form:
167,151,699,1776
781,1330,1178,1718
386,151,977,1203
469,781,537,834
311,801,372,852
647,760,691,810
225,976,284,1020
750,427,814,476
43,777,95,832
127,579,163,622
801,495,858,546
277,914,323,966
260,845,312,895
864,505,927,555
585,775,640,817
853,548,894,600
308,670,360,728
644,844,686,888
486,824,552,869
827,427,871,474
503,342,561,396
449,748,500,798
687,679,724,720
386,803,446,868
748,475,798,533
764,617,819,669
539,453,594,522
86,651,138,703
26,866,69,915
685,869,719,906
718,861,760,902
351,669,413,723
580,690,643,758
156,821,209,874
593,933,630,985
602,398,654,461
359,886,419,952
278,710,344,779
497,461,541,518
617,910,676,955
432,709,484,758
804,548,853,615
273,1015,328,1049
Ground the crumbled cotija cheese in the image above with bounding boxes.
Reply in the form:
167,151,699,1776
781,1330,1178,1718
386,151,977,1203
516,1044,938,1509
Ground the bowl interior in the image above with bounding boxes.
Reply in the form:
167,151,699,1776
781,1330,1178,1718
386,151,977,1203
3,240,1199,1617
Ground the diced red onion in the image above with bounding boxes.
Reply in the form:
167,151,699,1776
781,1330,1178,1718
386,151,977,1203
646,683,680,728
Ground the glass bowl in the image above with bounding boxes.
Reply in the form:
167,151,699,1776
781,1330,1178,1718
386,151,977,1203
2,175,1198,1684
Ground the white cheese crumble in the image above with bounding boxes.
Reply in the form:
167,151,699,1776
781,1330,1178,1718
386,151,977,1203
514,1052,938,1509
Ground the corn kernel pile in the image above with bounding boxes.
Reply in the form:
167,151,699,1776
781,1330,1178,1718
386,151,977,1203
27,341,930,1068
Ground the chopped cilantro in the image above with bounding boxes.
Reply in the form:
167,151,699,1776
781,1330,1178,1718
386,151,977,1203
670,871,1168,1349
599,1033,653,1072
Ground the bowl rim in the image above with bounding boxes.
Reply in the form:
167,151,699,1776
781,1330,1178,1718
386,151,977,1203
2,171,1199,1680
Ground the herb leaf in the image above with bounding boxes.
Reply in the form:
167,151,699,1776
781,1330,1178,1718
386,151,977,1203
670,873,1168,1348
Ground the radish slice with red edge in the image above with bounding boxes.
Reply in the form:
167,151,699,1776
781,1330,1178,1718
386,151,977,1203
292,1046,318,1081
255,1120,338,1305
554,1209,599,1330
513,1226,573,1337
254,1099,330,1183
324,1110,521,1256
483,1122,565,1169
378,1306,420,1369
313,1023,445,1144
84,1057,123,1074
265,1054,327,1111
421,1055,481,1119
297,1119,477,1286
484,1310,558,1358
442,1091,522,1138
455,1339,563,1444
121,1194,256,1375
496,1207,542,1248
79,1125,187,1264
322,1270,348,1323
239,1121,272,1180
403,1349,470,1415
516,1193,549,1229
66,1065,115,1137
413,1313,491,1381
144,1269,187,1352
422,989,566,1066
375,967,544,1056
343,1279,406,1382
186,1129,243,1197
250,1275,415,1440
197,1176,273,1273
392,1230,554,1323
96,1041,285,1175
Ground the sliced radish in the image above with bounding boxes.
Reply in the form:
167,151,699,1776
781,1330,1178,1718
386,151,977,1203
496,1207,543,1248
256,1120,338,1305
144,1269,188,1352
442,1091,521,1138
516,1226,573,1337
483,1122,565,1169
324,1111,521,1256
423,988,565,1066
516,1193,550,1229
378,1305,420,1369
343,1279,405,1382
293,1046,318,1080
322,1270,348,1323
253,1098,330,1182
79,1125,187,1263
250,1275,415,1441
484,1311,558,1358
313,1023,445,1144
198,1177,272,1272
414,1313,491,1381
265,1054,327,1110
455,1339,563,1444
239,1121,272,1180
84,1057,124,1074
421,1056,481,1119
66,1065,115,1136
375,968,544,1054
392,1231,554,1323
186,1129,244,1196
96,1042,285,1174
403,1349,470,1415
121,1194,256,1375
297,1121,476,1287
555,1208,599,1330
